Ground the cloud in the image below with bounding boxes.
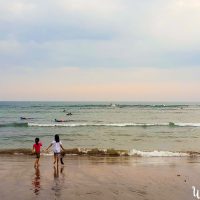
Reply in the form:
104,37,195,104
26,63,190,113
1,0,200,69
0,0,200,100
147,0,200,47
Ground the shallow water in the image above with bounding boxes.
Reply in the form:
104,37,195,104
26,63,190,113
0,101,200,154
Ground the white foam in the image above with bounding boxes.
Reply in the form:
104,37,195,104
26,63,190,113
28,123,88,127
28,122,200,127
174,123,200,127
40,152,54,156
28,122,167,127
99,123,168,127
129,149,188,157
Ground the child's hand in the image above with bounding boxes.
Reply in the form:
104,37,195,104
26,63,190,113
45,149,49,153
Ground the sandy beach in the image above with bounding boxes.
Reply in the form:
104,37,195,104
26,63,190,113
0,155,199,200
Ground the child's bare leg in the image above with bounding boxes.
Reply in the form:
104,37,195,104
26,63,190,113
56,156,59,168
53,155,56,164
60,155,64,165
34,160,37,168
34,158,39,168
37,158,40,167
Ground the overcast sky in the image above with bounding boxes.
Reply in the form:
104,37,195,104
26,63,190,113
0,0,200,101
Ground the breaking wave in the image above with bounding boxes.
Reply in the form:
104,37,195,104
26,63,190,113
1,122,200,128
28,122,200,127
129,149,188,157
0,148,199,157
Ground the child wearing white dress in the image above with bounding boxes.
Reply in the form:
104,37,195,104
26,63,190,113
46,134,65,166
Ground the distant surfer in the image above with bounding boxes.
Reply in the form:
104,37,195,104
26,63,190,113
55,119,69,122
66,112,72,116
20,117,33,120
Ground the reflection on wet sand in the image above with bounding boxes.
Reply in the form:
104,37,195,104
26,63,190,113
52,166,65,198
0,156,199,200
32,167,40,195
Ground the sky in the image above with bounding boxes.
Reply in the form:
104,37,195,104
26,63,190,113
0,0,200,101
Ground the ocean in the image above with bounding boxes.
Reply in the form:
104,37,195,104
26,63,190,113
0,101,200,156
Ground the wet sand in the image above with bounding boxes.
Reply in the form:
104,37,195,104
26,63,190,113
0,155,200,200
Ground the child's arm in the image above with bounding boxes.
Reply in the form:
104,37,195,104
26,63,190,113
45,143,52,151
60,144,65,151
32,146,35,153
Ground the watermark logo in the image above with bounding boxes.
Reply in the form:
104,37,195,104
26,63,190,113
192,186,200,199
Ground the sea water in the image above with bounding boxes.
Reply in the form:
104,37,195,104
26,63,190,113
0,101,200,156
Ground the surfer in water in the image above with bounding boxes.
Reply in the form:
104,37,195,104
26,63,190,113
55,119,69,122
20,117,33,120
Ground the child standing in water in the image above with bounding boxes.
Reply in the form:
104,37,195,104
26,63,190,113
46,134,65,166
32,138,42,168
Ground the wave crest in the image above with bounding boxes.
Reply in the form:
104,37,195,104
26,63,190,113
28,122,200,127
0,148,199,157
129,149,188,157
0,122,200,128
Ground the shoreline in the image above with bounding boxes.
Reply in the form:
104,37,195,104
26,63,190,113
0,148,199,157
0,155,199,199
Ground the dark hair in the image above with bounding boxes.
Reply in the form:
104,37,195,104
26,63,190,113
35,137,39,145
55,134,60,143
